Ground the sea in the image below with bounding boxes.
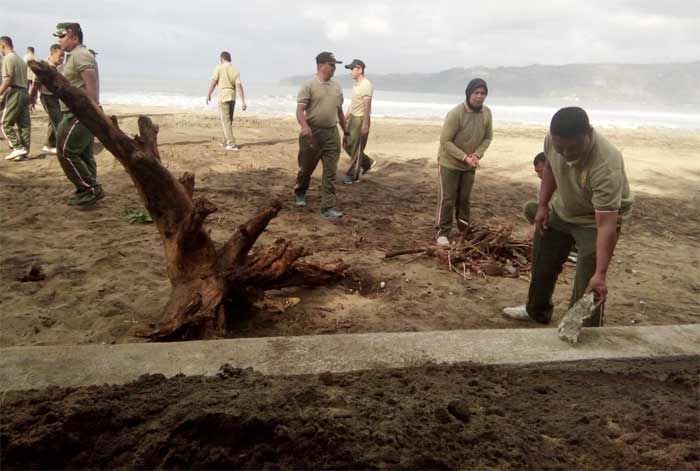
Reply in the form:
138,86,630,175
101,78,700,130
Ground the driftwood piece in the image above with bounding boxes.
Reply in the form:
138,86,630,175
386,222,532,280
28,60,348,341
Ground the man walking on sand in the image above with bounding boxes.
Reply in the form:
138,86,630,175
29,44,64,154
207,51,247,151
342,59,375,184
0,36,31,161
294,51,348,220
54,22,105,207
503,107,633,327
434,78,493,245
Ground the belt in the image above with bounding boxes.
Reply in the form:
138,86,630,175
10,85,27,90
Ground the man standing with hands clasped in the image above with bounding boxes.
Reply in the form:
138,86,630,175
293,51,347,220
503,107,633,327
434,78,493,245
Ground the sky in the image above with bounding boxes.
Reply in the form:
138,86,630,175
3,0,699,83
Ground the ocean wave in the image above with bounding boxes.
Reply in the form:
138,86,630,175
101,90,700,129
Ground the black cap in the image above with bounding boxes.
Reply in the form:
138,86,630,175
316,51,342,64
344,59,366,70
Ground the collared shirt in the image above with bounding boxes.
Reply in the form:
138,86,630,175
545,129,633,227
349,77,373,117
211,62,240,103
24,53,36,81
1,52,28,88
37,62,63,96
437,102,493,171
60,44,98,111
297,76,344,128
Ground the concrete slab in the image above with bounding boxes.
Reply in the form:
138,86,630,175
1,324,698,391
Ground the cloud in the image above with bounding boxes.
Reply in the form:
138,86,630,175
2,0,698,82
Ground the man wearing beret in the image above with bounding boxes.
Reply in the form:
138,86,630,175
54,22,104,207
294,51,348,220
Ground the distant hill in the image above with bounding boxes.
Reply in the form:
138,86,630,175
281,62,700,105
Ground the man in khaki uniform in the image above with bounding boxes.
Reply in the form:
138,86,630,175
207,51,247,151
24,47,36,91
503,107,633,327
294,51,348,220
342,59,375,184
0,36,31,161
54,22,104,207
435,78,493,245
29,44,64,154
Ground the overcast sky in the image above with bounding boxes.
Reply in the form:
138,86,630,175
3,0,699,83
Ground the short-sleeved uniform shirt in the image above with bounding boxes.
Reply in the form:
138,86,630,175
24,53,36,81
349,77,373,117
211,63,240,103
60,44,98,111
545,129,633,227
1,52,28,88
297,76,344,128
38,63,63,96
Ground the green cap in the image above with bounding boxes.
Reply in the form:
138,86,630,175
53,22,82,37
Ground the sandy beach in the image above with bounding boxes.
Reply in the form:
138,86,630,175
1,106,698,347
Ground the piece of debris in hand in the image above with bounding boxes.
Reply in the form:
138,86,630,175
557,293,597,344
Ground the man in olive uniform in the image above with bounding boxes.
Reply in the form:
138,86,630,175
54,22,104,206
503,107,633,327
207,51,247,151
24,47,36,91
434,78,493,245
0,36,31,161
29,44,64,154
342,58,375,184
294,51,348,220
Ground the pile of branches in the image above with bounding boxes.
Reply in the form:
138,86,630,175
385,223,531,280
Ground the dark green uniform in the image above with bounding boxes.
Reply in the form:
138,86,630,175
56,43,102,204
36,64,62,148
435,102,493,237
1,52,31,151
526,130,633,326
294,77,344,210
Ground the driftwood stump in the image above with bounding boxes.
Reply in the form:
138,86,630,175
28,60,348,341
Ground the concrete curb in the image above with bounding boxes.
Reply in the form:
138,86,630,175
1,324,698,391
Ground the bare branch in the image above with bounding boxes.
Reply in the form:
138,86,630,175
219,200,283,268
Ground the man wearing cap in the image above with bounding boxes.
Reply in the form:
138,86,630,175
53,22,104,206
294,51,348,220
207,51,247,151
435,78,492,245
0,36,31,161
503,107,633,327
29,44,64,154
342,59,375,184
